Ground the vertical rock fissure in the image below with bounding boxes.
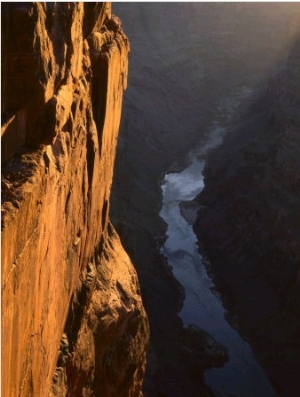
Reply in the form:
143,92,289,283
90,52,108,154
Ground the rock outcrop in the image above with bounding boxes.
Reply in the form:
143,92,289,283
1,3,149,397
193,35,300,395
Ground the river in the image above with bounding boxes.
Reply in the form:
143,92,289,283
159,122,276,397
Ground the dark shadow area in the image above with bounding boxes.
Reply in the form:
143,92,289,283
194,33,300,396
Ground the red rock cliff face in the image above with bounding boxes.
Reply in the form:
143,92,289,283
1,3,149,397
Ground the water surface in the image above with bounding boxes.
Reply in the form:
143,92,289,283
160,126,275,397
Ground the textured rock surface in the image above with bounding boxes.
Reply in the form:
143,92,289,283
1,3,149,397
193,35,300,395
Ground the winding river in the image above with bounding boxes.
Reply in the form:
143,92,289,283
159,124,276,397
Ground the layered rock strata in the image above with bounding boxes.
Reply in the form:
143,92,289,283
193,36,300,395
1,3,149,397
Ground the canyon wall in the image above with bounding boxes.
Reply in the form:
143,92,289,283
1,3,149,397
193,35,300,395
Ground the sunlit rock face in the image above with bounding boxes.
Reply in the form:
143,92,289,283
194,35,300,395
1,3,149,397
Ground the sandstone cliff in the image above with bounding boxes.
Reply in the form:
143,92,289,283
1,3,149,396
193,35,300,395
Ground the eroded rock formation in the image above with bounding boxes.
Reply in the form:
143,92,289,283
1,3,149,396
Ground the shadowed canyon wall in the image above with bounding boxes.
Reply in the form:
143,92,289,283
1,3,149,396
193,34,300,396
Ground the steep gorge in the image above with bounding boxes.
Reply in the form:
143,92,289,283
3,3,300,397
111,4,300,396
1,3,149,396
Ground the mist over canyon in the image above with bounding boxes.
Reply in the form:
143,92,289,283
111,3,300,397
